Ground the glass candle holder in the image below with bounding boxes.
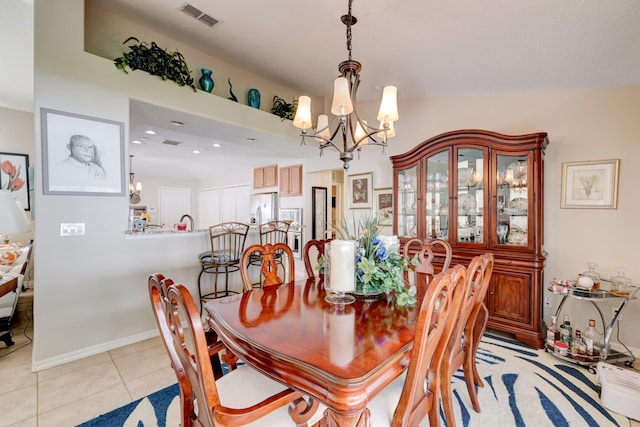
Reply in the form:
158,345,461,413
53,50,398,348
324,240,356,305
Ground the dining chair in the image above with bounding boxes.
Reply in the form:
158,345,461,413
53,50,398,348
149,274,237,382
440,252,494,427
241,243,295,290
151,275,320,427
368,264,469,427
246,221,292,288
302,238,333,279
402,237,452,291
198,222,249,306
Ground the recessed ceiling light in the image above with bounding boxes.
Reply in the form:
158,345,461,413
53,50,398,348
145,130,156,135
170,120,184,126
132,140,142,144
193,150,200,154
213,143,221,148
246,137,257,142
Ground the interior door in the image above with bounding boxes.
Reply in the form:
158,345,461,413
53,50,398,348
158,186,191,227
197,187,220,228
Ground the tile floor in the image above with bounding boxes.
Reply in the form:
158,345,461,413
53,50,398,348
0,289,175,427
1,289,639,427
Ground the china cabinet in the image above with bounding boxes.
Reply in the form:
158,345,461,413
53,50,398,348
391,129,548,347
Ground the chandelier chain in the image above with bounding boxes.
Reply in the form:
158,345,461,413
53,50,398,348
346,0,353,62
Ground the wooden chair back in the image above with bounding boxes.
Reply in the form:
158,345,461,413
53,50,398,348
440,252,494,427
241,243,295,290
157,279,315,426
392,264,468,427
402,237,452,290
302,238,333,279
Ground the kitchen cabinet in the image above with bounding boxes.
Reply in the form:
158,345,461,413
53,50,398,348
391,129,548,348
279,164,302,197
253,165,278,189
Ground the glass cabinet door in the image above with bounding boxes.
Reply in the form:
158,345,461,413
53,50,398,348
456,148,485,244
397,165,418,238
496,154,529,247
425,150,449,239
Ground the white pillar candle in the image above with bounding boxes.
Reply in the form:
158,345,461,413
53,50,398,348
329,240,355,292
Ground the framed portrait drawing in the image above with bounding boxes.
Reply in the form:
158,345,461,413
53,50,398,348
348,172,373,209
374,187,393,226
561,159,619,209
41,108,125,196
311,186,327,239
0,152,30,210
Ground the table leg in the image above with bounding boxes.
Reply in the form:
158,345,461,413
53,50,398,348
320,407,370,427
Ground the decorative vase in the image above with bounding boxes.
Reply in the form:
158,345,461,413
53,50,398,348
247,88,261,109
198,68,214,93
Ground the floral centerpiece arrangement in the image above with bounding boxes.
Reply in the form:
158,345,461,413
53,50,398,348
333,214,418,306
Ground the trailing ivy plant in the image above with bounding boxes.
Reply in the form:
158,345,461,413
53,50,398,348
271,96,298,120
114,37,196,92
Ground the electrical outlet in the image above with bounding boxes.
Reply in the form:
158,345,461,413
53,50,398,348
612,306,623,321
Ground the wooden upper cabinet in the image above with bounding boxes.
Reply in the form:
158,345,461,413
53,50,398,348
254,165,278,189
280,164,302,197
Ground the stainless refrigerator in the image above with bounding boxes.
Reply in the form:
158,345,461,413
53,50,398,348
250,192,277,224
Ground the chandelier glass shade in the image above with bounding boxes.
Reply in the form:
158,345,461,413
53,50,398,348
293,0,398,170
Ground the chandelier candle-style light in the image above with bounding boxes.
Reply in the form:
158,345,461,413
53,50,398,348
293,0,399,170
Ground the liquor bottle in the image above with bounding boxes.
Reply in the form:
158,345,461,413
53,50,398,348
547,316,558,351
570,330,580,358
577,331,587,361
560,314,572,345
582,262,601,291
583,319,600,358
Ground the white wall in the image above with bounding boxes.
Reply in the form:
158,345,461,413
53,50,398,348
31,0,640,369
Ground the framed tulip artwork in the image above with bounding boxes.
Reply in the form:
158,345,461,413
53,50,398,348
0,152,30,211
348,172,373,209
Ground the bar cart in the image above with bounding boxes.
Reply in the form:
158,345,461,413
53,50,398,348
547,279,639,372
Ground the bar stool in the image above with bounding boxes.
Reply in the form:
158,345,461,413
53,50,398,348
198,222,249,308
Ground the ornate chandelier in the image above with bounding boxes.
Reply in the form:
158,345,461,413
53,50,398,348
293,0,399,170
129,155,142,204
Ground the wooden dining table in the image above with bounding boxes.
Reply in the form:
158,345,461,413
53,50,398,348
204,278,424,427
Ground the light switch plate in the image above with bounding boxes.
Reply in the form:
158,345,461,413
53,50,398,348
60,223,85,236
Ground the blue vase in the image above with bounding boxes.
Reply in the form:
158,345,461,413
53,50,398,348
247,88,261,109
199,68,214,93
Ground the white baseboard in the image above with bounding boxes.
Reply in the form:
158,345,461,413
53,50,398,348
31,329,159,372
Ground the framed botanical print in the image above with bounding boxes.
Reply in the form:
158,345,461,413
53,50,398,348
0,152,30,210
374,187,393,226
348,172,373,209
41,108,125,196
561,159,619,209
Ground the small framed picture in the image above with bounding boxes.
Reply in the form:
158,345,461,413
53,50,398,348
0,152,30,210
41,108,125,196
348,172,373,209
561,159,619,209
373,187,393,226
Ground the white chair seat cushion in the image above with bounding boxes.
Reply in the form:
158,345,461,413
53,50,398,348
0,273,21,320
217,364,325,426
368,371,428,427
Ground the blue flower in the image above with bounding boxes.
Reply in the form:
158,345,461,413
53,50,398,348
376,245,389,260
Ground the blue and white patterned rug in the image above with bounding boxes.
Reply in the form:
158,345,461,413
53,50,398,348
77,334,629,426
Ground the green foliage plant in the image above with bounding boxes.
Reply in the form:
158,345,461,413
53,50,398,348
114,37,196,92
271,96,298,120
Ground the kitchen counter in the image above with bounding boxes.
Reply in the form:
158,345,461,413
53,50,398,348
124,228,208,239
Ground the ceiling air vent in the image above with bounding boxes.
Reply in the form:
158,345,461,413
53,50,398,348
179,3,220,28
162,140,183,146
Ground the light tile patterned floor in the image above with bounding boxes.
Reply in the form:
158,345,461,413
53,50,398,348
1,289,639,427
0,290,175,427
